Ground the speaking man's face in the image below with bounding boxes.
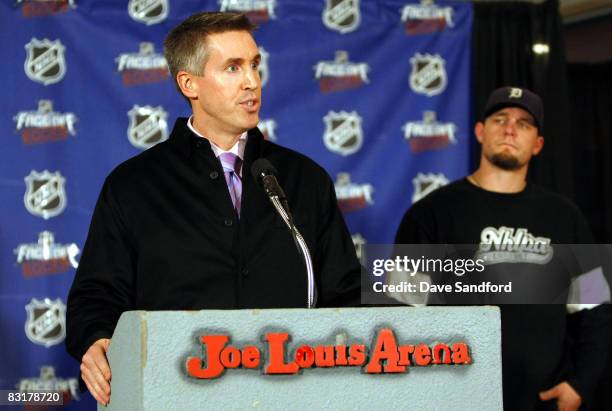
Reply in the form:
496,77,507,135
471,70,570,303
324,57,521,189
475,107,544,171
189,30,261,139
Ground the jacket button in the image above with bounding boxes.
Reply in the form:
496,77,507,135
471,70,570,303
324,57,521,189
224,219,234,227
210,171,219,180
241,268,249,278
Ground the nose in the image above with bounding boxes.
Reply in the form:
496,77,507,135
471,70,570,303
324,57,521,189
504,119,517,136
243,68,259,90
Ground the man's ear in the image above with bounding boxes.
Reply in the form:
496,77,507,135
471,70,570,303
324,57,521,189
176,71,198,99
474,122,485,144
532,136,544,156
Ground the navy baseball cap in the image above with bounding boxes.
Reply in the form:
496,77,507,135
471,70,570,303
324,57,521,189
482,87,544,132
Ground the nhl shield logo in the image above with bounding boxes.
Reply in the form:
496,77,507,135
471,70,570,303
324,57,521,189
24,298,66,347
24,38,66,86
323,0,361,34
24,170,67,219
323,111,363,156
127,105,168,149
128,0,168,25
409,53,447,97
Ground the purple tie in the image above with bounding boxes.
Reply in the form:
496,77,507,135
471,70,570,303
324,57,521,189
219,152,242,216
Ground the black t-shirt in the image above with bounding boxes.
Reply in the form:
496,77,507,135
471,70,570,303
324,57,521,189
395,178,608,411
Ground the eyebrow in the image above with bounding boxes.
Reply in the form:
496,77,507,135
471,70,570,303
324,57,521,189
493,110,535,125
223,54,261,66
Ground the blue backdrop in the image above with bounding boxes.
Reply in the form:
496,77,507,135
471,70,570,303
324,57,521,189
0,1,471,408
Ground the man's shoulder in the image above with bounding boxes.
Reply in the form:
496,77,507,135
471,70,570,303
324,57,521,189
528,183,584,215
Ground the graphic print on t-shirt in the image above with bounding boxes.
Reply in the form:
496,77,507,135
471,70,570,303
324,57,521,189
476,226,552,265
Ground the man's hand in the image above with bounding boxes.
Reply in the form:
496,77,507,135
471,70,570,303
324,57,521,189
539,381,582,411
81,338,112,406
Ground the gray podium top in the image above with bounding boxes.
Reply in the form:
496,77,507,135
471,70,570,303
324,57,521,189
104,306,501,411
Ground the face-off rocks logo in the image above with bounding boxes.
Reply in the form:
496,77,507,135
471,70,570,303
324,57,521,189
323,0,361,34
14,100,77,145
314,51,369,93
412,172,448,203
24,170,67,220
127,105,169,149
15,231,80,278
258,119,277,142
18,366,80,406
24,38,66,86
116,42,169,86
476,226,553,265
409,53,447,97
128,0,168,25
258,46,270,87
219,0,277,24
335,173,374,213
400,0,454,35
186,329,471,379
24,298,66,347
17,0,76,17
403,111,457,153
323,111,363,156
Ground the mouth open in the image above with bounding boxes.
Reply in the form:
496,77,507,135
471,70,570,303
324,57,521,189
240,98,259,113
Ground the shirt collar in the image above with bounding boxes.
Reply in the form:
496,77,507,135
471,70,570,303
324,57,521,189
187,116,247,160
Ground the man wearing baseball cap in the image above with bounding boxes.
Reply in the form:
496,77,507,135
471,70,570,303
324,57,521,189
395,87,612,410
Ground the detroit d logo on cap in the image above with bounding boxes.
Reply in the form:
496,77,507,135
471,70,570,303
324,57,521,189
24,298,66,347
127,105,169,150
24,38,66,86
24,170,67,219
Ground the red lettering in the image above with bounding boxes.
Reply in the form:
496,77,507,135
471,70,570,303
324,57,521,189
264,333,299,374
451,342,472,364
432,344,451,365
398,345,414,366
185,335,228,379
295,345,315,368
413,344,431,366
220,346,241,369
348,344,366,366
314,345,335,367
335,345,348,366
242,346,261,369
365,329,405,373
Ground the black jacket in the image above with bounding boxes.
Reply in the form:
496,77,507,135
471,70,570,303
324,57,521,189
66,118,361,362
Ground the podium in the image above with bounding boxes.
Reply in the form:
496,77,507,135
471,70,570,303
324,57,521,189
104,307,501,410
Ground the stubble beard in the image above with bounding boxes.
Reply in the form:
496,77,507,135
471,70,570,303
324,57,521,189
488,151,521,171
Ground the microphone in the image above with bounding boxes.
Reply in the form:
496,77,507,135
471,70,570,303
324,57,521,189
251,159,288,208
251,158,317,308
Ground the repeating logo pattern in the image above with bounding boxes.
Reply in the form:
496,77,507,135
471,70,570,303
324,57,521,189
314,51,369,93
128,0,168,25
24,170,67,220
17,0,76,17
116,42,169,86
24,298,66,347
219,0,277,24
15,231,80,278
18,366,80,403
323,111,363,156
403,111,457,153
411,172,449,203
24,38,66,85
127,105,169,149
401,0,454,35
14,100,77,145
335,172,374,213
409,53,447,97
323,0,361,34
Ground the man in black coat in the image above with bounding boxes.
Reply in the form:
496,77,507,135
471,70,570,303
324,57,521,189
66,12,360,405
